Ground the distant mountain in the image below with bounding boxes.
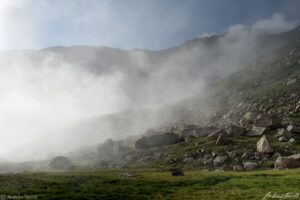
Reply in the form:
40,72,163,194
3,26,300,160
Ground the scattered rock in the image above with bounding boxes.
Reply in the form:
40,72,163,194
228,151,236,158
276,129,292,139
287,125,300,133
171,170,184,176
289,138,296,145
279,136,288,142
244,162,258,170
274,154,300,170
214,168,225,172
247,127,269,137
257,135,274,153
233,165,244,172
213,155,228,166
135,132,178,149
120,172,138,177
203,157,214,165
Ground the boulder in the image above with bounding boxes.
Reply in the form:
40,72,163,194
216,134,230,145
228,151,236,158
254,115,281,128
213,155,228,166
49,156,74,170
247,127,269,137
233,165,244,172
276,129,292,139
257,135,274,153
279,136,288,142
203,158,214,166
287,125,300,133
289,138,296,145
274,154,300,170
226,125,245,136
120,172,138,177
244,162,258,170
207,129,227,141
97,139,114,157
135,132,178,149
171,170,184,176
243,112,259,122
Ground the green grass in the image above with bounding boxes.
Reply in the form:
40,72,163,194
0,169,299,200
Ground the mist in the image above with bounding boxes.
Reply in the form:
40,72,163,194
0,13,298,161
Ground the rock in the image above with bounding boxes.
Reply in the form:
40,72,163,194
214,155,228,166
211,151,218,157
247,127,269,136
216,134,230,145
289,138,296,145
207,129,227,141
287,78,297,85
49,156,74,170
276,129,292,139
228,151,236,158
244,162,258,170
203,158,214,165
135,132,178,149
295,105,300,113
97,139,114,158
226,125,245,136
279,136,288,142
120,172,138,177
241,152,251,160
243,112,259,122
272,152,281,158
257,135,274,153
233,165,244,172
214,168,225,172
254,115,281,128
274,154,300,170
171,170,184,176
287,125,300,133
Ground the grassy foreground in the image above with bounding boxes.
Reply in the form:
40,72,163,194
0,169,299,200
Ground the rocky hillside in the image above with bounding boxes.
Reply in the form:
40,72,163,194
81,36,300,172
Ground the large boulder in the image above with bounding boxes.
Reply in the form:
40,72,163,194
254,114,281,129
247,127,269,137
213,155,228,166
171,170,184,176
135,132,178,149
49,156,74,170
257,135,274,153
244,162,258,170
226,125,245,136
207,129,227,141
274,154,300,170
97,139,114,157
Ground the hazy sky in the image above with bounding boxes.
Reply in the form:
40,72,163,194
0,0,299,51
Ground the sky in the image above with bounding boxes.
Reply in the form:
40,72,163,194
0,0,299,51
